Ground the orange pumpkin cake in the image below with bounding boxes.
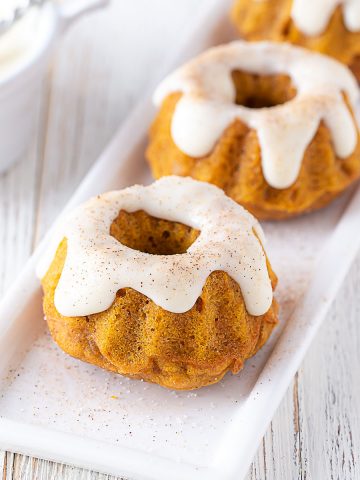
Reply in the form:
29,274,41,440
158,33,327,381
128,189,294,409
230,0,360,82
38,176,278,390
147,41,360,220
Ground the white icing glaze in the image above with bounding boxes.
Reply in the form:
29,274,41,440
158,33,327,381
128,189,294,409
154,41,359,189
37,176,273,317
291,0,360,36
0,3,40,75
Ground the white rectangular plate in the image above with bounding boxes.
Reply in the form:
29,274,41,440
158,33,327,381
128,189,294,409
1,1,360,479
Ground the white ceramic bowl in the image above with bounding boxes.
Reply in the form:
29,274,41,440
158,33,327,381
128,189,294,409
0,0,109,173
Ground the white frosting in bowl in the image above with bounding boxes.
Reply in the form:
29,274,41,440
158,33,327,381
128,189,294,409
37,176,273,318
154,41,360,190
0,2,42,78
291,0,360,36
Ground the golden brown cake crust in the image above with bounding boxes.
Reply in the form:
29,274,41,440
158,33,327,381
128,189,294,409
230,0,360,82
42,211,278,390
146,85,360,220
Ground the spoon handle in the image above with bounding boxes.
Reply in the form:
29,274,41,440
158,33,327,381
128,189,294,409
57,0,110,32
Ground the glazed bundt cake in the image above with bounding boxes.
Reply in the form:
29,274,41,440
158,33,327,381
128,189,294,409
38,176,278,390
147,41,360,220
230,0,360,82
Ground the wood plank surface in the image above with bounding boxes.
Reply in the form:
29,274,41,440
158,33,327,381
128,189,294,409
0,1,359,479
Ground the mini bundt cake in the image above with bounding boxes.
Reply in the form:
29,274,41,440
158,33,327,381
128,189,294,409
38,176,278,390
147,41,360,220
230,0,360,82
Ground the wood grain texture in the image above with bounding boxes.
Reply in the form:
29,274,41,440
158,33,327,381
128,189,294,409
247,254,360,480
1,1,360,479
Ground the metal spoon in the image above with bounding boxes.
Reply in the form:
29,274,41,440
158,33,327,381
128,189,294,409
0,0,48,37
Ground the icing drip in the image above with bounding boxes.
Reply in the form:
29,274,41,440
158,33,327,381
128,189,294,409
37,176,273,317
154,41,359,189
292,0,360,36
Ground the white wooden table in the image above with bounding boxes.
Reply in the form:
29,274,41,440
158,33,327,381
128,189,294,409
1,1,359,478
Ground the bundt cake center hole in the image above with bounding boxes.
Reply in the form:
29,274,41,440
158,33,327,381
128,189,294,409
110,209,200,255
231,71,297,109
